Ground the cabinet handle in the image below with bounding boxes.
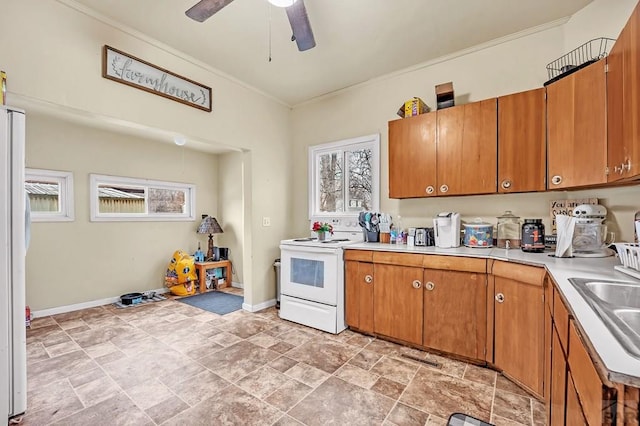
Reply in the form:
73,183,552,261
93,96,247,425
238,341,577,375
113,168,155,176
551,175,562,185
501,179,512,190
426,186,435,194
622,159,631,173
439,184,449,193
495,293,505,303
425,281,435,291
412,280,422,289
364,275,373,284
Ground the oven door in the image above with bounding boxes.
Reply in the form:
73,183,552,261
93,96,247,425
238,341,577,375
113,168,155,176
280,244,340,306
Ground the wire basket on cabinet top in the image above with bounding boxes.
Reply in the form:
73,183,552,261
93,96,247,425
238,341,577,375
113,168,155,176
544,37,616,86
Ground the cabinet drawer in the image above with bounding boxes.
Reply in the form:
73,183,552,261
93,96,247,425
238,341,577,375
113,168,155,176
372,251,424,267
423,255,486,273
344,250,373,262
491,261,545,286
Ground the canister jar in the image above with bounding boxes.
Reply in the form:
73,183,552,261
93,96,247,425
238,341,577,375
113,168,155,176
521,219,545,253
496,210,521,248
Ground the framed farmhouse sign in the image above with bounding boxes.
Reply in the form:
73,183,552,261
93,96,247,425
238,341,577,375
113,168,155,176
102,45,212,112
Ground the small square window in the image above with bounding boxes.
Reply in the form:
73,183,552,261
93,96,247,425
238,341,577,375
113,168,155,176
25,169,74,222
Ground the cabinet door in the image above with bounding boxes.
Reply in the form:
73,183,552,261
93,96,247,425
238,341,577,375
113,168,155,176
423,269,486,360
373,263,423,345
607,4,640,181
388,112,437,198
566,372,588,426
436,99,497,196
497,88,546,193
550,326,567,426
547,59,607,189
345,260,374,333
494,276,544,397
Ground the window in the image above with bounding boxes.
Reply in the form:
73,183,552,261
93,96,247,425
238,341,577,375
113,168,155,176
25,168,74,222
309,134,380,218
90,174,195,222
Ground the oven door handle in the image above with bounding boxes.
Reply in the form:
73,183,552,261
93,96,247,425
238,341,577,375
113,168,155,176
279,245,339,255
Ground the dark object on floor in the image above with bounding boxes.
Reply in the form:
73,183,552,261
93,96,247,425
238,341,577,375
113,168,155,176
120,293,143,305
447,413,494,426
178,291,243,315
400,353,441,368
114,293,166,309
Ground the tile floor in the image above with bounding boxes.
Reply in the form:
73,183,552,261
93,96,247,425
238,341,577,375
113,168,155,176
21,289,547,426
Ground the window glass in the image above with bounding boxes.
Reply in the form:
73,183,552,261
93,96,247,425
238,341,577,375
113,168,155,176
90,174,195,222
25,169,74,222
309,134,379,219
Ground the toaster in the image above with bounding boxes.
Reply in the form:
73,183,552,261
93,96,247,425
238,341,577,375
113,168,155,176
414,227,434,246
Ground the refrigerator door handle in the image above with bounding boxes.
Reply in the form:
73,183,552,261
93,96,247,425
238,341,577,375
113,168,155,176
25,192,30,252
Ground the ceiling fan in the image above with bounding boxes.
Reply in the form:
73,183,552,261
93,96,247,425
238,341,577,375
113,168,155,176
185,0,316,52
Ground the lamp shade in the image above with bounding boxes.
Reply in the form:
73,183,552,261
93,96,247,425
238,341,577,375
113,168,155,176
197,216,223,235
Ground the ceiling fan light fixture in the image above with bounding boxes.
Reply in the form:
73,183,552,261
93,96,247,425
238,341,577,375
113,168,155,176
268,0,298,7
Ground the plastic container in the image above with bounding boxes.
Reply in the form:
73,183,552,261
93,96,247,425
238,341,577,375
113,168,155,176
522,219,545,253
497,210,521,248
463,219,493,247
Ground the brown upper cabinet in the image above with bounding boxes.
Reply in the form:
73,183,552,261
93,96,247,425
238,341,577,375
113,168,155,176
607,2,640,182
546,59,608,189
497,88,547,193
388,99,497,198
388,111,437,198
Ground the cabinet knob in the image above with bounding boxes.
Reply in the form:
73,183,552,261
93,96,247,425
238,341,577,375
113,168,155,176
495,293,505,303
501,179,512,190
551,175,562,185
412,280,422,289
364,275,373,284
426,186,435,194
439,184,449,193
426,281,435,291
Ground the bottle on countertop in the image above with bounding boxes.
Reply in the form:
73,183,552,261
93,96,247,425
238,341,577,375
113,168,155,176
635,211,640,243
522,219,545,253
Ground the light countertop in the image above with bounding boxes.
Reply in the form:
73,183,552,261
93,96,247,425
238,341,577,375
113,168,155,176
345,242,640,387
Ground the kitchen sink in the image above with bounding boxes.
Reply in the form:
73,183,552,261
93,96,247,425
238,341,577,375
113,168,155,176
568,278,640,358
584,281,640,308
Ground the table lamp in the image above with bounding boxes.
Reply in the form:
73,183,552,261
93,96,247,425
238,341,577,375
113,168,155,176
197,215,223,261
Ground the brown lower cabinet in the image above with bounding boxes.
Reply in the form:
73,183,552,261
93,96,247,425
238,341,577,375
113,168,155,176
373,263,424,345
344,250,640,424
491,260,546,398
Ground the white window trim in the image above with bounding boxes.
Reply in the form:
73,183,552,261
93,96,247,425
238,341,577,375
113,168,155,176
308,133,380,220
90,174,196,222
26,168,75,222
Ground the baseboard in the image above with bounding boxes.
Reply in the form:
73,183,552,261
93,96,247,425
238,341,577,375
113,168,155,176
231,281,243,289
242,298,276,313
32,287,169,318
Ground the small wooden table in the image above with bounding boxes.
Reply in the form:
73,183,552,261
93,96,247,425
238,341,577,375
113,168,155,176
194,260,232,293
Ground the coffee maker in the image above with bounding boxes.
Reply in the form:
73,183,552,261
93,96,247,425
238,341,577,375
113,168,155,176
433,212,461,248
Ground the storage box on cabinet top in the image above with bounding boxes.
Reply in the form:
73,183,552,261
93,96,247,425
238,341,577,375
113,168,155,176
397,97,430,118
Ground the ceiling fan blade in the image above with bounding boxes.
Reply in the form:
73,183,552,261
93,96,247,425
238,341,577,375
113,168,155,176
185,0,234,22
285,0,316,51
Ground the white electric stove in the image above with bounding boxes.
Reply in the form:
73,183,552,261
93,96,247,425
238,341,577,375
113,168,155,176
279,219,363,334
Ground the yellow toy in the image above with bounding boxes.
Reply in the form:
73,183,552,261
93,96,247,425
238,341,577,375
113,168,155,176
165,250,197,296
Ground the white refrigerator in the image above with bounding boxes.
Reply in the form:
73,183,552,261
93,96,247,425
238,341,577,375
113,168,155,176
0,105,27,421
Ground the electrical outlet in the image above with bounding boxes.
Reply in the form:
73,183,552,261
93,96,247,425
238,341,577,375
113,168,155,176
262,216,271,227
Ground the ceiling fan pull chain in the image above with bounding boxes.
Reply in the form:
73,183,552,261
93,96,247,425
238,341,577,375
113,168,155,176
268,4,273,62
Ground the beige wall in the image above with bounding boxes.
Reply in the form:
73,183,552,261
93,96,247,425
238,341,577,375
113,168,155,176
2,0,291,310
25,113,219,309
291,0,640,242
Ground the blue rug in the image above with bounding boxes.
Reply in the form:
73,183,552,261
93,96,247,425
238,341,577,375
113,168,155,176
177,291,243,315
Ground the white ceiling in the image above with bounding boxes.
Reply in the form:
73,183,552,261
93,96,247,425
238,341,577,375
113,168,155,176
69,0,592,106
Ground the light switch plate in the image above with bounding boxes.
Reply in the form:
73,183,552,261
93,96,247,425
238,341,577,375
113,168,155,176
262,217,271,227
